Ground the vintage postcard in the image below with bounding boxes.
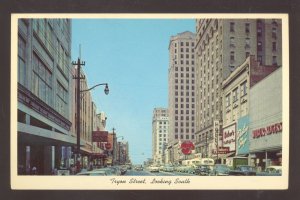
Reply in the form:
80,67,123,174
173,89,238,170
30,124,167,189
11,13,289,190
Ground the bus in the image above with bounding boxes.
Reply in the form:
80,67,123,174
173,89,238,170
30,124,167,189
182,158,215,168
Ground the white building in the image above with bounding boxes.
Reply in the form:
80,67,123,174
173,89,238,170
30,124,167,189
168,31,196,163
152,108,169,165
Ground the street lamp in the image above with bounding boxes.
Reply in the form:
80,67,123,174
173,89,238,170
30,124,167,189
72,57,109,172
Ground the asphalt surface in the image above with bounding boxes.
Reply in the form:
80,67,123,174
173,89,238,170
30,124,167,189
124,169,197,176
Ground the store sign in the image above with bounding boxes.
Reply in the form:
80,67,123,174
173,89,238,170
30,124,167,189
212,147,229,155
181,141,195,155
213,120,220,149
252,122,282,139
105,143,112,150
222,124,236,152
92,131,108,142
218,147,230,154
237,115,249,155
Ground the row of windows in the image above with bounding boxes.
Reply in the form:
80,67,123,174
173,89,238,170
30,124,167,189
175,122,195,126
174,60,195,65
18,36,26,86
159,134,167,137
174,97,195,102
174,47,195,53
175,116,195,121
32,54,53,107
174,134,195,140
32,19,70,78
159,121,167,124
225,81,247,107
174,109,195,115
175,79,195,85
175,66,195,72
174,41,195,47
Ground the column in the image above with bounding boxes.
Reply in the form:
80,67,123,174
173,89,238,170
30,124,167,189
44,146,55,175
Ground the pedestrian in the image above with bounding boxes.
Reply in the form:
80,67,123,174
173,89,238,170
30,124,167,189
31,166,37,175
70,164,75,175
52,168,58,175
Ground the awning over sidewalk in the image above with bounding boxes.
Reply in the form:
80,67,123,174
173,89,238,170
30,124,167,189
18,122,80,146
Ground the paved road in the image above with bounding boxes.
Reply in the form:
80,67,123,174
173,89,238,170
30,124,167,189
124,170,196,176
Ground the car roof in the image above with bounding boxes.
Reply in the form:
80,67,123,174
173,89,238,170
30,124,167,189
267,166,282,169
76,171,106,175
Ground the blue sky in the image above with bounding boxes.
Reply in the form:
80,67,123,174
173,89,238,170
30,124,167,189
72,19,195,164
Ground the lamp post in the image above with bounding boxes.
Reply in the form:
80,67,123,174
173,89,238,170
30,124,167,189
73,56,109,171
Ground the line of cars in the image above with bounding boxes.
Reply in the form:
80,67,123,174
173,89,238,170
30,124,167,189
147,164,176,173
147,163,282,176
76,165,128,176
191,164,282,176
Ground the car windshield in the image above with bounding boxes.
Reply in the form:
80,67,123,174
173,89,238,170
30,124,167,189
216,165,229,171
240,166,254,171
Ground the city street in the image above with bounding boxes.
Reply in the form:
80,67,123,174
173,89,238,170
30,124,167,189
124,169,196,176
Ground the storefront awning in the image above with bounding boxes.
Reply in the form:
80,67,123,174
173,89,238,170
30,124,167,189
80,147,93,155
225,152,236,158
91,153,107,158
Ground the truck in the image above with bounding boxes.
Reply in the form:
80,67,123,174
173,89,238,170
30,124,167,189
227,156,248,169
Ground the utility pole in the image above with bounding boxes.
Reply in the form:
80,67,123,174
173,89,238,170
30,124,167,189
72,57,85,163
205,133,208,158
112,128,115,165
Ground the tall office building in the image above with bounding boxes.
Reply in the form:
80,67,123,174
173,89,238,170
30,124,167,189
17,19,73,175
194,19,282,159
168,31,196,146
152,108,169,165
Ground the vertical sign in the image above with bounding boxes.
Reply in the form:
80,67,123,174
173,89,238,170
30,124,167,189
213,120,220,151
237,115,250,155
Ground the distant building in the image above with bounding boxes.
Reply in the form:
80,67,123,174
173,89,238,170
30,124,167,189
17,19,73,175
96,111,107,131
194,19,282,159
117,141,129,165
152,108,169,165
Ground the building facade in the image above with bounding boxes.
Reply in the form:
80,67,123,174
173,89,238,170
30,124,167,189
17,19,74,175
249,67,282,170
221,56,278,165
168,31,196,163
194,19,282,160
152,108,169,165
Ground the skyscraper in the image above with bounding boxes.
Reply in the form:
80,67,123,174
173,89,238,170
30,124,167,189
152,108,169,165
194,19,282,159
168,31,196,146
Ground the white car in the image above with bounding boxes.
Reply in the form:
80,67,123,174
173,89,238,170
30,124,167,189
148,165,160,172
76,171,107,176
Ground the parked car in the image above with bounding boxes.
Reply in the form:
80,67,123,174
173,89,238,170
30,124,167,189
256,166,282,176
148,165,160,172
134,165,143,171
109,166,122,175
228,165,256,176
178,165,191,173
163,165,175,172
120,165,127,175
210,164,230,176
76,170,107,176
92,167,114,176
194,165,213,176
